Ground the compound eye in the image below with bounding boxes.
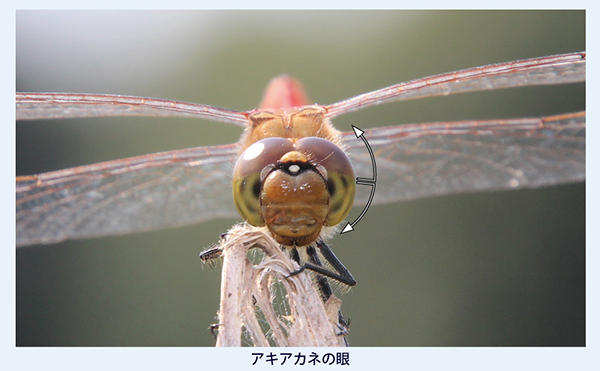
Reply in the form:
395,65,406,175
295,137,355,226
232,138,294,226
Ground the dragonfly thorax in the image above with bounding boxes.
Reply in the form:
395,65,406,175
240,106,343,150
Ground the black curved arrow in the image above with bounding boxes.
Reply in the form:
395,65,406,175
341,125,377,234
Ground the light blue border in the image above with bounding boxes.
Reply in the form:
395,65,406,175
4,2,596,370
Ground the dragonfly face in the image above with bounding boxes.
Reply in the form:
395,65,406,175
233,135,356,246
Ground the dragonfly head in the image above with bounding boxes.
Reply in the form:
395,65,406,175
232,137,355,246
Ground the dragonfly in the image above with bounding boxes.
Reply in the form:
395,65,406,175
16,52,586,251
16,51,586,346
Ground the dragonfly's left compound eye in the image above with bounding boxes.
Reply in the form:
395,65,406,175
232,137,295,227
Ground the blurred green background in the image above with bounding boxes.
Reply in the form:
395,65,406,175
16,10,584,346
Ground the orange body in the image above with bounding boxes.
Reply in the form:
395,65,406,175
232,76,355,246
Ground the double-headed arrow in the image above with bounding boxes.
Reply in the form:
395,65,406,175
341,126,377,234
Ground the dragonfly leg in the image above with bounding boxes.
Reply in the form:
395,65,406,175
306,240,357,287
198,244,223,262
286,241,354,343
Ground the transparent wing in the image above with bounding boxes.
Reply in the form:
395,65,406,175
326,52,585,118
16,93,249,127
17,53,585,124
345,112,585,207
16,53,586,247
16,144,240,247
17,112,585,247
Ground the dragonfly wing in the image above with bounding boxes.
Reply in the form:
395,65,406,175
16,93,249,126
326,52,585,118
344,112,585,207
16,144,240,247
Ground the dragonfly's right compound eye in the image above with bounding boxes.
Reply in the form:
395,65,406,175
232,137,295,227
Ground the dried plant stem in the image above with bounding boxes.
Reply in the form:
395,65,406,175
212,224,347,347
